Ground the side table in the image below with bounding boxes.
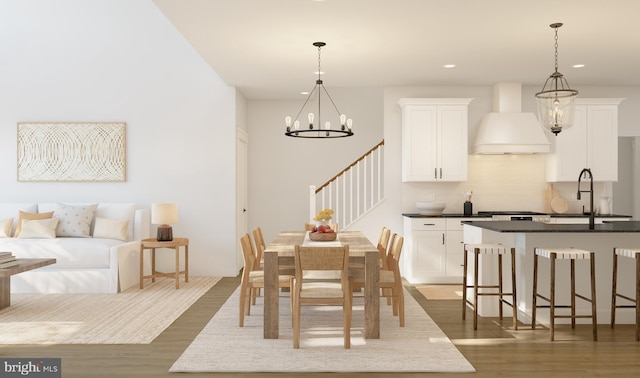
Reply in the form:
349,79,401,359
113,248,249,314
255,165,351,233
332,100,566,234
139,237,189,289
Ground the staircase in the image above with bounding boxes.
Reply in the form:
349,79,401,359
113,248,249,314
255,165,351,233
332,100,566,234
309,140,385,229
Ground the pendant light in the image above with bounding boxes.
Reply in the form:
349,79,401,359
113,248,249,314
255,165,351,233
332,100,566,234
284,42,353,138
535,23,578,135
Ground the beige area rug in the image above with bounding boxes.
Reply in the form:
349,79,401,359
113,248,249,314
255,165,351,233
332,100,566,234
416,284,463,300
170,287,475,373
0,276,221,344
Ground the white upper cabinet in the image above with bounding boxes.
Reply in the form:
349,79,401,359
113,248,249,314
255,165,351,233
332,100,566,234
399,98,473,182
546,98,625,182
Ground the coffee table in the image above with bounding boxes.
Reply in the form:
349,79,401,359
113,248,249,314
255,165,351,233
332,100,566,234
0,258,56,309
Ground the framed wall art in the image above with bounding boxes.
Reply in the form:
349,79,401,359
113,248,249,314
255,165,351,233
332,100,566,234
17,122,126,182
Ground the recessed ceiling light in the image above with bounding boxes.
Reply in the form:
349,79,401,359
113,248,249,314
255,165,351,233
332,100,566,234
313,71,325,75
443,64,456,69
572,64,585,68
301,91,310,95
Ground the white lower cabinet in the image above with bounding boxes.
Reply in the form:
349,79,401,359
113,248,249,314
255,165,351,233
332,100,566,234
402,217,489,284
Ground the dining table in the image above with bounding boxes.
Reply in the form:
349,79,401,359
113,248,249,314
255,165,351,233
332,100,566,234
263,230,380,339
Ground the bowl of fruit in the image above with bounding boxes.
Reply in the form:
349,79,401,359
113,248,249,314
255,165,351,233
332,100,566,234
309,224,337,241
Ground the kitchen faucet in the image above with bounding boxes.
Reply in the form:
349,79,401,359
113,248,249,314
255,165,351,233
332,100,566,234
577,168,595,230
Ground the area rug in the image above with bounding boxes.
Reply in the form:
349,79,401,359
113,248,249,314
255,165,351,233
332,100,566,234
0,276,220,344
169,287,475,373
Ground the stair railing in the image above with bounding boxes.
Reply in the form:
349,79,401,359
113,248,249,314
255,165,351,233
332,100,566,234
309,140,384,229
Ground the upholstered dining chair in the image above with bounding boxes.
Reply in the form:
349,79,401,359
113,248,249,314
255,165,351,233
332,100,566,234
238,234,291,327
353,233,405,326
291,244,352,349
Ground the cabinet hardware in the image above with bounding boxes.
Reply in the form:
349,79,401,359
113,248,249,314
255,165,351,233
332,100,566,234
423,223,436,226
439,168,442,179
442,233,445,244
434,168,437,179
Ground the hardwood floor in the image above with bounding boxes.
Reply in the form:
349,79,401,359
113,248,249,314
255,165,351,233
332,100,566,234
1,276,639,377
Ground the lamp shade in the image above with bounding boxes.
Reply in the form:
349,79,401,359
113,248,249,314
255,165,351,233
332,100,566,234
151,203,178,225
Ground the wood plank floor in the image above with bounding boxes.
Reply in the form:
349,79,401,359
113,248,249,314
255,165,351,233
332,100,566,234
1,276,639,377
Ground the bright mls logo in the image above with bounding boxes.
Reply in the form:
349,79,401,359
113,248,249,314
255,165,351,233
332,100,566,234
1,358,61,377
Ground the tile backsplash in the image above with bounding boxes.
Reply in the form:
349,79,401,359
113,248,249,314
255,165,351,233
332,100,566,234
403,154,609,214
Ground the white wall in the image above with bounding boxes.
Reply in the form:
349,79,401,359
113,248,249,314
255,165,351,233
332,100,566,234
246,88,383,243
0,0,239,276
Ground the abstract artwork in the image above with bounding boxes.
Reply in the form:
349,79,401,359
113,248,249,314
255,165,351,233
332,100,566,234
17,122,126,182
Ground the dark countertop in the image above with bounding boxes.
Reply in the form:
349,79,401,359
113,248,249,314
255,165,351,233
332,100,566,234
462,220,640,233
403,213,631,218
403,213,491,218
548,213,631,218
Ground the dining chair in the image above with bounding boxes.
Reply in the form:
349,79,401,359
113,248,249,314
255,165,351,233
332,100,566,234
238,234,291,327
252,226,266,271
292,244,352,349
376,227,392,269
251,227,267,304
353,233,405,326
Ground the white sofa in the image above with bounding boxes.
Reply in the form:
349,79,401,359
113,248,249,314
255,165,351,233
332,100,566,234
0,203,150,294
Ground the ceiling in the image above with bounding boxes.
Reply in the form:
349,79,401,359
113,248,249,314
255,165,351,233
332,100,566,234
153,0,640,100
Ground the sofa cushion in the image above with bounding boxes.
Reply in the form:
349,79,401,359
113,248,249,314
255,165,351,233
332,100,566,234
17,218,60,239
94,203,136,241
53,203,98,237
0,218,12,238
1,238,120,268
14,211,54,238
39,203,137,241
0,203,38,236
93,217,129,241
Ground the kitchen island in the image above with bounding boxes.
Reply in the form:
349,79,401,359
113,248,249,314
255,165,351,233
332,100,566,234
462,220,640,325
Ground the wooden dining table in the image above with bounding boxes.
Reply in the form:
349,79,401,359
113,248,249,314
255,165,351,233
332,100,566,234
263,231,380,339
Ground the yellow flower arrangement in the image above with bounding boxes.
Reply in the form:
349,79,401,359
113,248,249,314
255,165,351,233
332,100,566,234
313,208,334,222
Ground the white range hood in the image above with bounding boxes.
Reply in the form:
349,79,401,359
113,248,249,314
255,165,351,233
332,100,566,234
473,83,550,154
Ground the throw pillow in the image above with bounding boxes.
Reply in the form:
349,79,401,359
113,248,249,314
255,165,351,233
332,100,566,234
54,203,98,237
0,218,12,238
93,217,129,241
17,218,59,239
13,211,54,237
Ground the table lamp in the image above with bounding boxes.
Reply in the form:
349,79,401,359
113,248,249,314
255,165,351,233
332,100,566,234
151,202,178,241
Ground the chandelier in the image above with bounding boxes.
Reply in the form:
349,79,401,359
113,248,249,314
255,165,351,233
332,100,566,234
535,23,578,135
284,42,353,138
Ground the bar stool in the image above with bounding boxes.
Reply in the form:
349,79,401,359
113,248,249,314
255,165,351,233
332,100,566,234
532,247,597,341
611,247,640,341
462,244,517,330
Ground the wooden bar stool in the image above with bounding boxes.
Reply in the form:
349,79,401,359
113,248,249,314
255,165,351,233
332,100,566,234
462,244,517,330
532,247,597,341
611,247,640,341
